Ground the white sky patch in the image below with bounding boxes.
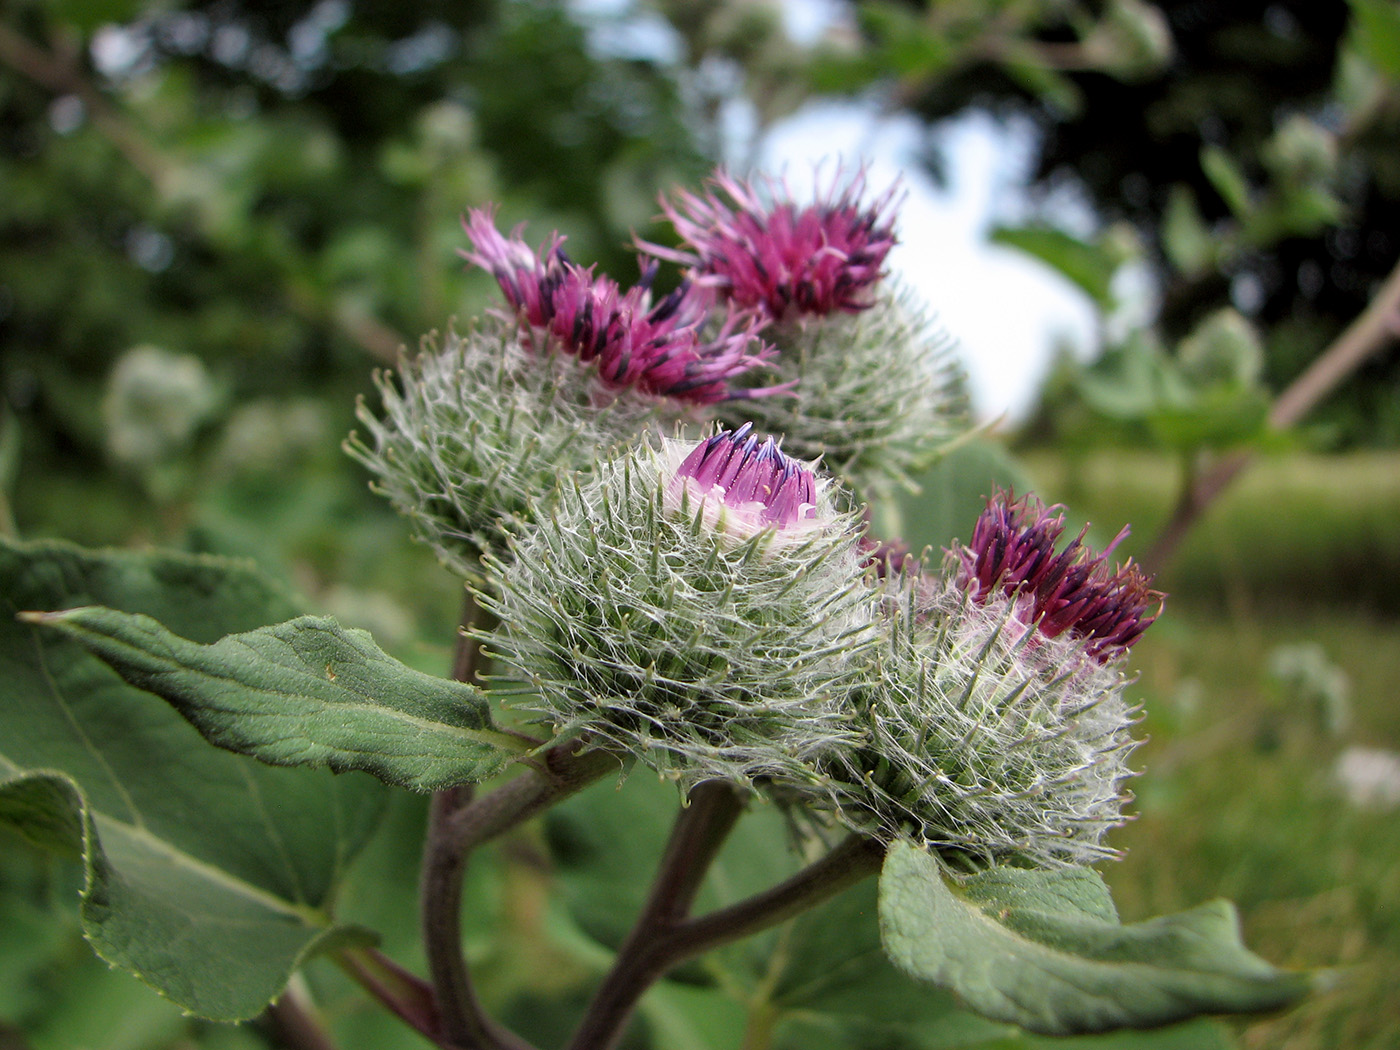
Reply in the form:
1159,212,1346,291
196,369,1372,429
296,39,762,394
749,102,1100,424
775,0,851,46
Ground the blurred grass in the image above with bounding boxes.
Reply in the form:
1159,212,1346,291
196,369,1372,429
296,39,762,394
1023,449,1400,1050
1021,449,1400,613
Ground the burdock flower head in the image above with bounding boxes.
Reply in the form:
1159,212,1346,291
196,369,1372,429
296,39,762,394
462,207,778,404
815,492,1160,869
484,426,878,789
715,281,965,497
641,167,901,322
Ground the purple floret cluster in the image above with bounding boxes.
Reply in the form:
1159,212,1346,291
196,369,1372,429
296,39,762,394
460,167,898,405
953,490,1164,663
672,423,818,529
641,168,900,321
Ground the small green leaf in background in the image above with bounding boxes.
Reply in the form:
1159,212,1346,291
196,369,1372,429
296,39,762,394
878,840,1310,1036
1201,145,1254,219
990,225,1119,310
1348,0,1400,81
32,608,524,792
0,539,388,1021
1162,186,1215,275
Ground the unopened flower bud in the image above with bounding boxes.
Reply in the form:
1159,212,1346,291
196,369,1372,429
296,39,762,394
346,318,660,579
717,282,967,496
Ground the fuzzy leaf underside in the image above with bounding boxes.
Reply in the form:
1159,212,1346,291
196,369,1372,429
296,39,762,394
0,538,387,1020
878,840,1310,1036
33,608,520,792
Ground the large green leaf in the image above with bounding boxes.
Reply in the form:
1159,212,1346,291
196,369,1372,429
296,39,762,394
767,880,1019,1050
32,607,523,792
1349,0,1400,81
878,841,1309,1036
0,539,388,1021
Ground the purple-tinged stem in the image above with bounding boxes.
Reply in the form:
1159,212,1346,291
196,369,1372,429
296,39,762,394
334,949,440,1044
568,825,884,1050
419,595,536,1050
566,781,745,1050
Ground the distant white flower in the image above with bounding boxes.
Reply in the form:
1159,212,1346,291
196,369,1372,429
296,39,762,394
1335,747,1400,810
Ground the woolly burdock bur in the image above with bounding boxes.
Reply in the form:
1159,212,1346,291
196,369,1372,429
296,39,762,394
484,428,877,790
820,491,1160,868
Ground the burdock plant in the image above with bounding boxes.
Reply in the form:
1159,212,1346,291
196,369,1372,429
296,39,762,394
7,166,1310,1050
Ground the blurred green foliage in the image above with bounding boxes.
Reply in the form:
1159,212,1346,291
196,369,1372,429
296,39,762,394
1,0,706,605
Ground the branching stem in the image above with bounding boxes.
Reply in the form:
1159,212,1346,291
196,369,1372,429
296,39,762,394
334,949,440,1044
568,825,884,1050
567,781,744,1050
1143,252,1400,575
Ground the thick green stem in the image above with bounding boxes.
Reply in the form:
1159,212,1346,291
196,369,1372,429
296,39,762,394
443,741,622,856
665,834,884,958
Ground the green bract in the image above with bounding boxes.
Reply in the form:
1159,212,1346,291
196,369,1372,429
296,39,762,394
717,284,966,498
483,439,879,790
347,317,662,579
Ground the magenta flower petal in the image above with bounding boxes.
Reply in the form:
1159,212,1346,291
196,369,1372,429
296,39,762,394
460,206,568,328
461,207,777,403
642,167,902,321
953,490,1164,663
